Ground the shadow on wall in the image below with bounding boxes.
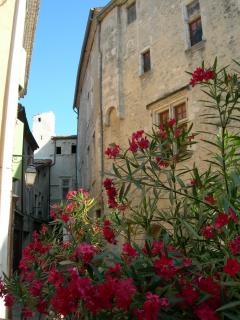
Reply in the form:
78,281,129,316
34,139,54,160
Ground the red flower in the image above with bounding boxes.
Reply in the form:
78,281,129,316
190,178,197,186
128,130,149,152
156,157,169,168
122,243,138,257
158,129,167,139
103,220,117,244
154,256,175,281
115,278,136,310
29,280,43,297
61,213,70,223
204,195,215,205
37,300,48,314
40,225,48,234
228,207,238,224
48,269,64,286
190,67,216,87
202,225,215,239
66,190,78,200
103,178,114,189
105,144,121,159
4,294,14,307
103,178,119,209
194,302,219,320
223,258,240,277
229,236,240,255
106,263,122,277
75,243,96,263
167,118,176,127
214,213,229,229
174,128,181,138
179,283,199,305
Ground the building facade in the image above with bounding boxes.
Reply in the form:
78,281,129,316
32,113,77,204
73,0,240,214
0,1,40,317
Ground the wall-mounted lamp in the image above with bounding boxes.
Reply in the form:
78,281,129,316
12,155,37,187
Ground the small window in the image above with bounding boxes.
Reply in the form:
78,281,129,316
71,145,76,154
56,146,61,154
142,50,151,73
96,209,101,218
187,0,202,46
127,2,136,24
38,117,41,122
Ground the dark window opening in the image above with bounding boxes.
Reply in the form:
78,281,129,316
127,2,136,24
56,146,61,154
187,0,202,46
96,209,101,218
71,145,76,154
189,18,202,46
38,117,41,122
142,50,151,73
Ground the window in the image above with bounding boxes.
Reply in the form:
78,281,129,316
127,2,136,24
142,50,151,73
71,145,76,154
56,146,61,154
157,102,187,127
187,0,203,46
38,117,41,122
96,209,101,218
62,178,70,199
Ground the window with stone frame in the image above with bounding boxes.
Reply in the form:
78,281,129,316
127,2,136,24
186,0,203,46
157,101,188,129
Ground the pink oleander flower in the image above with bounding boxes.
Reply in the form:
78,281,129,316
223,258,240,277
75,243,96,263
190,67,216,87
122,243,138,257
105,144,121,159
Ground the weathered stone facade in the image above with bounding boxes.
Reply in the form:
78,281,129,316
74,0,240,215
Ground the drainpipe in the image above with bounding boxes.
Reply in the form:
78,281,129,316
97,19,104,213
49,139,56,215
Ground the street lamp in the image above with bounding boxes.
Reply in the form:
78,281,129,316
24,163,37,187
12,154,37,187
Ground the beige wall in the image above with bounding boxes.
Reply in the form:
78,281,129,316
0,0,16,130
76,0,240,212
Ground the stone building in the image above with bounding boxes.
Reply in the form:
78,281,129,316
32,112,77,204
73,0,240,214
0,0,40,316
12,105,51,273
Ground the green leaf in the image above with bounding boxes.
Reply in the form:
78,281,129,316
217,301,240,312
180,219,203,240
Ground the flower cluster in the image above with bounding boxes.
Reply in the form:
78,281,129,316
190,67,216,87
129,130,149,152
105,144,121,159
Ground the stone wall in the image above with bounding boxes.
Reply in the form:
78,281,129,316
76,0,240,213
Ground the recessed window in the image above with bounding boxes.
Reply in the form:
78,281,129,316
127,2,136,24
38,117,41,122
56,146,61,154
142,50,151,73
187,0,203,46
157,102,187,127
71,145,76,154
62,178,70,199
96,209,101,218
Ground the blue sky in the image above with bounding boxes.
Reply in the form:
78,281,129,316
21,0,108,135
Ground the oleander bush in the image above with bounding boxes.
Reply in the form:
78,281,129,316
1,59,240,320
